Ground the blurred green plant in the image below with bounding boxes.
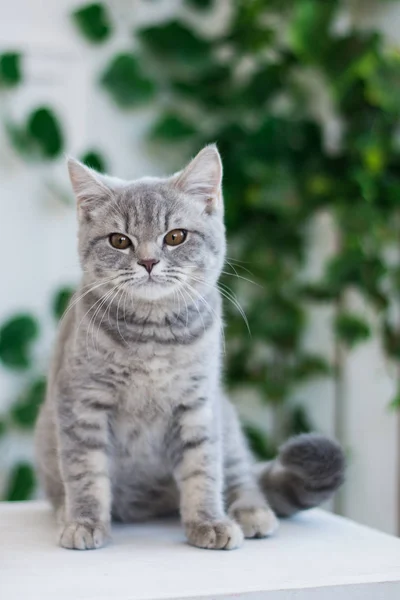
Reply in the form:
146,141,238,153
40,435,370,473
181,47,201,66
76,0,400,452
0,315,39,370
80,149,107,173
101,53,156,108
72,2,112,43
2,0,400,500
0,287,75,500
0,52,22,87
7,106,64,160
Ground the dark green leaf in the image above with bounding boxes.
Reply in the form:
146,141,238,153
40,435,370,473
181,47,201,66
383,322,400,360
172,64,233,108
185,0,213,9
0,314,39,370
53,287,75,320
251,296,305,350
292,354,331,381
289,0,338,62
150,113,198,141
289,405,313,435
300,283,338,302
101,53,156,107
243,424,276,460
80,150,107,173
138,20,211,66
5,463,36,501
0,419,6,437
334,313,371,347
389,394,400,410
72,3,112,43
27,107,64,159
11,377,47,428
227,3,275,52
0,52,22,87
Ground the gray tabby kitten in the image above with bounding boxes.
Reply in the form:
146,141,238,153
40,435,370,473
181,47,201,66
35,145,344,551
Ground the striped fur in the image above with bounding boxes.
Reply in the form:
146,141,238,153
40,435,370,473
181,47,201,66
35,146,344,550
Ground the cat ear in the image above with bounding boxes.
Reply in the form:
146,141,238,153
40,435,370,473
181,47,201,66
67,158,111,217
173,144,223,213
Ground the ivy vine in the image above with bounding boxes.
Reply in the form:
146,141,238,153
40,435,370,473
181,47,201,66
1,0,400,499
90,0,400,447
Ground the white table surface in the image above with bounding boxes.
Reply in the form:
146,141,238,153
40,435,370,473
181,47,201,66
1,501,400,600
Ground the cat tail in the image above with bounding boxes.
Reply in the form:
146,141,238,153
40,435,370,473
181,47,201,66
255,433,345,517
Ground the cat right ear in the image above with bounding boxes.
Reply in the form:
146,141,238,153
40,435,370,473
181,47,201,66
67,158,110,217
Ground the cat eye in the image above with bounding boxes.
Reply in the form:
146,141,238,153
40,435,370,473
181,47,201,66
109,233,132,250
164,229,187,247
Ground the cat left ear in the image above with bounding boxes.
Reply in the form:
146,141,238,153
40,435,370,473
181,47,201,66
173,144,223,213
67,157,111,217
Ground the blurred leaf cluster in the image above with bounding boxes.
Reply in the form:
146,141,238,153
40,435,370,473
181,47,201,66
93,0,400,450
0,288,74,500
2,0,400,500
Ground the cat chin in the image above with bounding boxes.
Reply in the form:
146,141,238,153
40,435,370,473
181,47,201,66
130,282,177,302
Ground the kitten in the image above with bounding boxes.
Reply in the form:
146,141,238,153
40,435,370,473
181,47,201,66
35,145,344,550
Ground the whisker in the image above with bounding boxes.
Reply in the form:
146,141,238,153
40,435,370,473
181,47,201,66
89,285,120,354
220,270,262,288
115,283,130,346
59,274,119,324
186,273,251,337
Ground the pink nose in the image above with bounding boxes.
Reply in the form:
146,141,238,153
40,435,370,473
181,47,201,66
138,259,159,274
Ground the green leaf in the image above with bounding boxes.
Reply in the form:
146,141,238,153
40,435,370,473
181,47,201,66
0,52,22,87
150,113,198,141
80,150,107,173
10,377,47,428
334,313,371,347
326,249,385,293
227,3,275,53
53,286,75,320
27,107,64,159
5,463,36,501
72,2,112,43
383,322,400,360
185,0,213,9
300,283,338,302
289,405,313,435
138,20,211,66
289,0,337,62
0,419,6,437
243,424,276,460
389,394,400,410
0,314,39,370
101,53,156,107
171,64,233,108
251,296,305,350
292,354,331,381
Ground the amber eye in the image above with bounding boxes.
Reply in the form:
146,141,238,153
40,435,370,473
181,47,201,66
109,233,132,250
164,229,187,246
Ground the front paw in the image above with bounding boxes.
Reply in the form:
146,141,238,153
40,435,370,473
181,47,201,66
229,503,279,538
59,521,110,550
185,518,244,550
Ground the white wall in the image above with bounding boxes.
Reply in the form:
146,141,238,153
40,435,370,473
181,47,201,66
0,0,399,535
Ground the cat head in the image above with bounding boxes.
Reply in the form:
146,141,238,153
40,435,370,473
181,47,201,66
68,145,226,302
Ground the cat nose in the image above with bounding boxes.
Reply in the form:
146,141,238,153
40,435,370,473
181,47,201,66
137,258,159,274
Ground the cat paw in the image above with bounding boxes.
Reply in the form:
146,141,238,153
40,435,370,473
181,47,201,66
185,518,244,550
59,521,109,550
229,503,279,538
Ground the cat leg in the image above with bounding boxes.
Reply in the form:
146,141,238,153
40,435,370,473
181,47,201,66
168,397,243,550
223,399,279,538
55,378,112,550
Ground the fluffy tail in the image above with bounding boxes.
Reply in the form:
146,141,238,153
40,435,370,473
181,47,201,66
256,433,345,517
